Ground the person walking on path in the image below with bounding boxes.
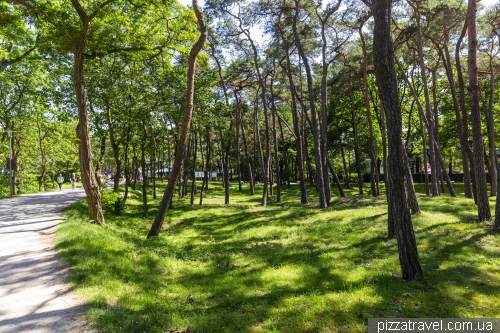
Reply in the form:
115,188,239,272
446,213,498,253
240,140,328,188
70,173,77,190
57,173,64,191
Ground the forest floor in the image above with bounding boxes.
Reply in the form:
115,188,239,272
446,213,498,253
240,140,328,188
0,187,93,333
57,181,500,333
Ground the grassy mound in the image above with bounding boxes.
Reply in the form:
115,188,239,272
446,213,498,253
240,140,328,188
56,182,500,333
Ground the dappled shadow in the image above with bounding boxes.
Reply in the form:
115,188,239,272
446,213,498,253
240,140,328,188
58,182,500,332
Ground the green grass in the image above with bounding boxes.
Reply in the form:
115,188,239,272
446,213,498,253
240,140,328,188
56,181,500,333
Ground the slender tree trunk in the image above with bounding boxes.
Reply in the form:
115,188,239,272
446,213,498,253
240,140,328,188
236,105,242,192
270,75,281,202
349,81,363,195
293,3,327,208
486,53,498,196
133,145,138,191
396,59,457,197
408,0,439,196
104,99,122,193
277,16,307,203
359,24,380,197
95,135,106,188
373,0,423,280
327,158,345,198
380,105,388,194
277,115,291,189
191,129,197,205
148,0,207,237
467,0,491,221
152,134,157,200
236,93,255,194
255,94,266,186
122,138,130,205
437,39,473,198
456,15,478,201
420,115,430,196
141,134,148,218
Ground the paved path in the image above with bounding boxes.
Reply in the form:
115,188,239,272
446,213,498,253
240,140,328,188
0,188,93,333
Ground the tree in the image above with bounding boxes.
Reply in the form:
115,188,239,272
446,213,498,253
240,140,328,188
372,0,423,280
148,0,207,238
467,0,491,221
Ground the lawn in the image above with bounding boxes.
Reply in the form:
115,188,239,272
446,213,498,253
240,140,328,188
56,181,500,333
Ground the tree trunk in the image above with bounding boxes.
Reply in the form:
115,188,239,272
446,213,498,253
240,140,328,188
373,0,423,280
105,99,121,193
74,29,104,226
486,52,498,196
141,135,148,218
408,0,439,196
349,81,363,195
277,114,291,189
467,0,491,221
293,3,327,208
95,135,106,188
236,93,255,194
148,0,207,237
277,15,307,203
359,23,380,197
327,158,345,198
270,75,281,203
191,129,197,205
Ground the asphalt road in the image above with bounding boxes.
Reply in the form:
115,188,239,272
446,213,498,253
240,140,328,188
0,187,93,333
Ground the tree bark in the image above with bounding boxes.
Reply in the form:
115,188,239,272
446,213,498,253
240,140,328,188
373,0,423,280
74,29,105,225
467,0,491,221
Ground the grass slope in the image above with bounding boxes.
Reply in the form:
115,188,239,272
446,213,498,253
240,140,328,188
56,182,500,333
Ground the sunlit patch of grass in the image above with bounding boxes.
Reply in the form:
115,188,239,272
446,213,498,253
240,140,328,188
56,181,500,332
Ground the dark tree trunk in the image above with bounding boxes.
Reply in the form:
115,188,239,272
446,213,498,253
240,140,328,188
141,134,148,218
94,135,106,188
420,116,430,196
486,52,499,196
191,129,197,205
467,0,491,221
74,31,104,225
270,75,281,203
359,23,379,197
148,0,207,237
105,99,122,193
373,0,423,280
293,3,327,208
349,81,363,195
456,15,477,201
327,158,345,198
277,15,307,203
277,114,291,189
236,93,255,194
408,0,439,196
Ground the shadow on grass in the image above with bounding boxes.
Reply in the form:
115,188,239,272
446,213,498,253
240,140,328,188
56,182,500,333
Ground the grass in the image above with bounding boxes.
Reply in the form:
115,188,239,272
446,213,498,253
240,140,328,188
56,181,500,333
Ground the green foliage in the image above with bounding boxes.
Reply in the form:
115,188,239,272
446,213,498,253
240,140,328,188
57,182,500,333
